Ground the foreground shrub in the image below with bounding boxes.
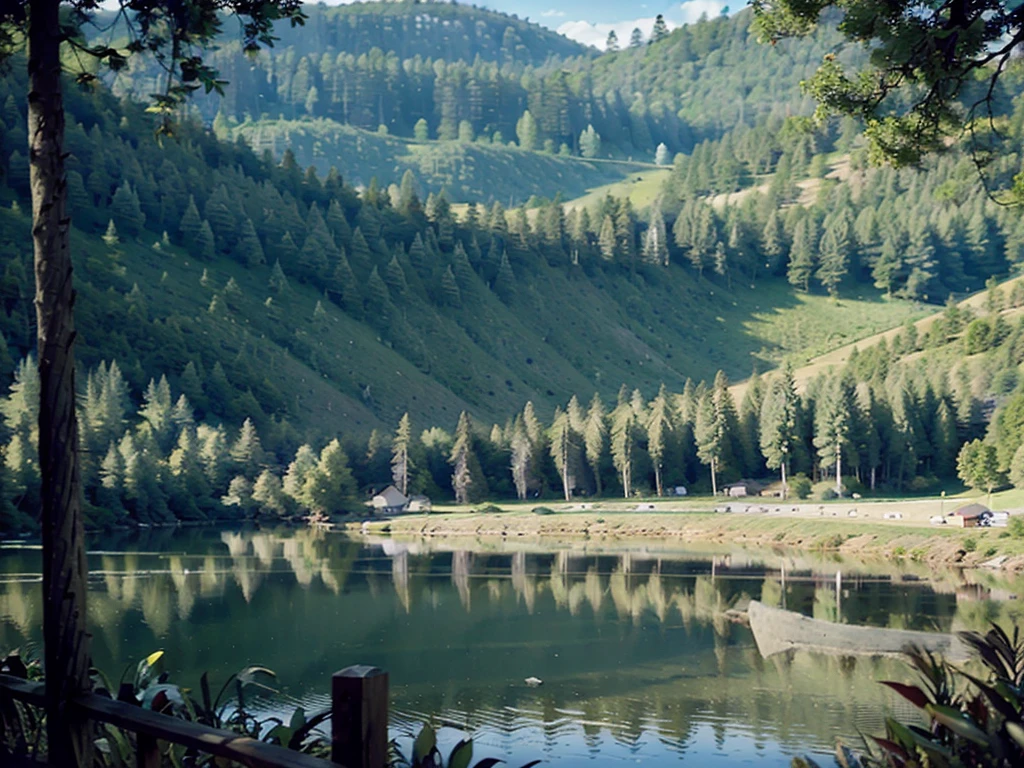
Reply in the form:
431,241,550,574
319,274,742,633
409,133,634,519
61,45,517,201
797,624,1024,767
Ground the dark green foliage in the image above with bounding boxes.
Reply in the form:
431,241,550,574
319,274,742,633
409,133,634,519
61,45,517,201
843,627,1024,767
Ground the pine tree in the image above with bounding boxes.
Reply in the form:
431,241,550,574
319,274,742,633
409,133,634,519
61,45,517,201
494,251,516,303
655,142,670,166
713,241,729,287
817,214,850,297
629,27,644,48
694,390,721,495
606,30,620,52
252,470,287,517
414,118,430,141
283,444,318,506
651,14,669,42
787,218,815,291
385,256,408,297
230,417,264,478
102,219,120,247
598,214,617,261
642,206,669,266
110,181,145,236
579,125,601,159
873,235,903,296
298,232,329,282
583,393,606,496
609,391,636,498
366,266,392,329
180,198,203,246
516,110,538,151
814,373,855,495
440,265,462,308
194,220,216,261
760,365,799,497
761,209,783,275
647,385,672,497
236,217,265,267
391,413,412,496
450,411,474,504
304,439,357,514
509,415,532,500
548,407,574,501
268,259,289,293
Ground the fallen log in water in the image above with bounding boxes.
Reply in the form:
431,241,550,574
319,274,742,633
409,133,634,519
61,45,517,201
747,600,971,661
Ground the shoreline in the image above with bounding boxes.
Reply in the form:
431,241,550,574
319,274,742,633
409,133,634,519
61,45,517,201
348,511,1024,571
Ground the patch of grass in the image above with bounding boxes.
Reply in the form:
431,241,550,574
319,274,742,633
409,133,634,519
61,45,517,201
533,506,556,515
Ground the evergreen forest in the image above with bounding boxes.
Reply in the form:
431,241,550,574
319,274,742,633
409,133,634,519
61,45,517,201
3,2,1024,530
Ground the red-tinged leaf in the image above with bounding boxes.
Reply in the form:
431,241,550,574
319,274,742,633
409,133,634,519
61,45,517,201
870,736,909,761
880,681,929,709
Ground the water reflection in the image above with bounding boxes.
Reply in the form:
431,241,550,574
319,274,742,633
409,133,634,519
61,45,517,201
1,528,1022,767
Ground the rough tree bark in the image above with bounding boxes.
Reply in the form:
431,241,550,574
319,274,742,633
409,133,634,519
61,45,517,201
28,0,92,765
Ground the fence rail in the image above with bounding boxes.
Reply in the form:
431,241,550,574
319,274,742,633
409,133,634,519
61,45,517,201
0,665,388,768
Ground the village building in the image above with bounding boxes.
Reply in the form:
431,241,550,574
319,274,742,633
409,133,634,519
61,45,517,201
953,502,990,528
371,485,410,514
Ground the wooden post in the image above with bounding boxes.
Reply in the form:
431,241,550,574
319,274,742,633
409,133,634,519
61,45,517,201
29,1,92,766
332,665,388,768
136,733,160,768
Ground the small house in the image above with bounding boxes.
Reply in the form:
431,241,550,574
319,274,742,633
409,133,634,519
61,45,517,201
723,480,764,498
371,485,409,514
953,503,989,528
407,495,432,513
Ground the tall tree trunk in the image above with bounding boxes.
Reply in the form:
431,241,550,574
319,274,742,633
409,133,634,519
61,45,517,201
29,1,92,765
710,456,717,496
654,462,662,497
835,444,842,496
780,460,787,500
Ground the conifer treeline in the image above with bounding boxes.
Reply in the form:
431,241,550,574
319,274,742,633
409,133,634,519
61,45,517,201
5,286,1024,531
108,7,854,156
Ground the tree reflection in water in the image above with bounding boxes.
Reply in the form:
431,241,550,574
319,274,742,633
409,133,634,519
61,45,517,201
0,526,1021,767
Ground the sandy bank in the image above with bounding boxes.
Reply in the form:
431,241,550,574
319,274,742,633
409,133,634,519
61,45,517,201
348,511,1024,571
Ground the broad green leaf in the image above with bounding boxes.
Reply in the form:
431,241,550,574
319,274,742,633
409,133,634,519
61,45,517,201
449,739,473,768
926,704,990,746
413,725,436,764
290,707,306,731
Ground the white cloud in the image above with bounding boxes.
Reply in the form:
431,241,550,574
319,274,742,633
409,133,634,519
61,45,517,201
557,17,672,48
678,0,731,24
541,9,567,17
557,1,735,49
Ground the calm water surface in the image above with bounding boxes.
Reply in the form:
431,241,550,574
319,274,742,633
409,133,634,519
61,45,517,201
1,527,1021,766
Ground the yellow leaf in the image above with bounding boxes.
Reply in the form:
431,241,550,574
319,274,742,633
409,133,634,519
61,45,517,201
145,650,164,667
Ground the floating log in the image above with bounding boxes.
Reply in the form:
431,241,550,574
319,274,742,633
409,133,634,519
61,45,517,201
747,600,971,661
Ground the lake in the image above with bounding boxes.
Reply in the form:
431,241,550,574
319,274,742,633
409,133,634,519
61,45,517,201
1,526,1021,767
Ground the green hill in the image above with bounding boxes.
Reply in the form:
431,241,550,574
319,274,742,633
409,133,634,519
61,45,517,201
101,5,854,157
229,118,654,204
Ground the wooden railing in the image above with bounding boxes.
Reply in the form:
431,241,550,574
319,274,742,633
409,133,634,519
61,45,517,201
0,664,388,768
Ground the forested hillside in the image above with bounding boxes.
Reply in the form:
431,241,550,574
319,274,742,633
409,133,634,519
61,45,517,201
105,5,855,159
224,118,649,204
3,2,1024,532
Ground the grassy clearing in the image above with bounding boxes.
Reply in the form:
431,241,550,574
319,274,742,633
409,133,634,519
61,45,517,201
768,274,1024,396
557,168,672,215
